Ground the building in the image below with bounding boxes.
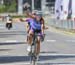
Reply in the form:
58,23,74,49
24,0,55,11
1,0,55,14
41,0,55,14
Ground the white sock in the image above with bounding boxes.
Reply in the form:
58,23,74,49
27,45,31,52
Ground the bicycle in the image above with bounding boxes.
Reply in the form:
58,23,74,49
29,32,38,65
28,32,45,65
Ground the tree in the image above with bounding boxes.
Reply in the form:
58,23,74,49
4,0,17,12
4,0,12,6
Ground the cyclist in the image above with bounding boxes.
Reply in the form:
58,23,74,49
20,11,45,57
26,11,45,56
20,12,45,42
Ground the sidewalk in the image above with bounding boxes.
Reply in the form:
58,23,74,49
44,16,75,36
47,25,75,36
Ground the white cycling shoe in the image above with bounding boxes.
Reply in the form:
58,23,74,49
27,45,31,52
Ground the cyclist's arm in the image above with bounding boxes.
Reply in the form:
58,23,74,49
41,18,45,34
19,18,26,22
26,11,36,19
20,18,30,22
26,23,30,33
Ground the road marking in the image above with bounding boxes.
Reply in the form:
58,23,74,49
37,62,75,65
6,40,17,43
0,24,4,25
46,40,56,42
66,40,75,42
0,40,26,43
5,40,26,43
0,27,4,29
0,62,30,65
40,53,75,56
0,26,4,28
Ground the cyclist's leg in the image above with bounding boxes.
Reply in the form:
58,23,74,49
28,29,34,45
26,24,30,42
36,34,41,55
27,28,34,52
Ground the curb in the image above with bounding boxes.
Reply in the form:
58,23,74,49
46,25,75,36
44,17,75,36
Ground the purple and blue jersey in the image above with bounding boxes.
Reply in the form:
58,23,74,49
26,18,41,30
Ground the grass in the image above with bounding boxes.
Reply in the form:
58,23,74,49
12,15,27,18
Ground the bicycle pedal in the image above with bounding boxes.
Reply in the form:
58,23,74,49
28,51,32,56
32,43,34,45
33,56,37,61
36,56,39,61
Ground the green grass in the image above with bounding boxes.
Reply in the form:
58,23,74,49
12,15,27,18
0,5,5,13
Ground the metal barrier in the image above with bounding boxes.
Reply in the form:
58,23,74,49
46,18,75,30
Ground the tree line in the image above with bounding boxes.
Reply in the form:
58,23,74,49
0,0,17,13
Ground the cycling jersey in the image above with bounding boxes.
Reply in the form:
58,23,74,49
26,18,41,30
30,18,41,30
26,18,32,25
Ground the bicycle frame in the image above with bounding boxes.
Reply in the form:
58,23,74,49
30,32,38,65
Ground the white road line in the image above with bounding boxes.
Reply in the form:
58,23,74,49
37,62,75,65
24,40,26,42
0,27,4,28
0,62,30,65
0,24,4,25
5,40,26,43
0,40,26,43
40,53,75,56
46,40,56,42
6,40,17,43
66,40,75,42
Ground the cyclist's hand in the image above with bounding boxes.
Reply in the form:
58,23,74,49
41,36,44,42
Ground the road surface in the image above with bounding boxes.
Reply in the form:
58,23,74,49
0,22,75,65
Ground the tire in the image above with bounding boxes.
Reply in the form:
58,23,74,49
33,38,37,65
6,23,12,30
30,34,37,65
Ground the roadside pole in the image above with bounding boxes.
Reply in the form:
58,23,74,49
18,0,23,14
32,0,34,12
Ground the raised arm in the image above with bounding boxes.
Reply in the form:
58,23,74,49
26,11,36,19
20,17,30,22
19,18,26,22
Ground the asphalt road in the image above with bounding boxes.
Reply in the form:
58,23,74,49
0,22,75,65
